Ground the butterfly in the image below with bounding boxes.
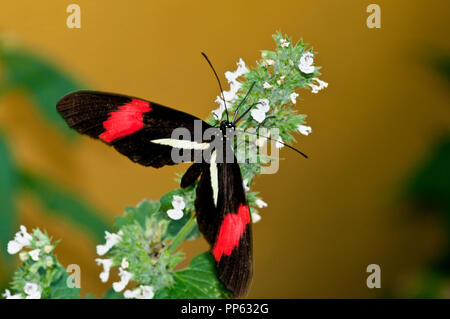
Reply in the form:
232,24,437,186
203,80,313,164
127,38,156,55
56,54,307,297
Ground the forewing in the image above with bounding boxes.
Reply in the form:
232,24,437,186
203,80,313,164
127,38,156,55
56,90,212,168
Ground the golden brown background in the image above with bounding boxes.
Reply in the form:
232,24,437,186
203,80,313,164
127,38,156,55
0,0,449,298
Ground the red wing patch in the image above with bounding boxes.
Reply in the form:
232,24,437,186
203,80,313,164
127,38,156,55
99,99,152,143
212,204,250,261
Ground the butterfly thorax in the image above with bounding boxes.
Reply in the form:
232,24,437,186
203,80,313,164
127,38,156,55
219,121,235,137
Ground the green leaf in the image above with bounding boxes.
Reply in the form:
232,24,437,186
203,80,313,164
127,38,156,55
0,133,17,260
47,266,80,299
155,252,232,299
0,43,83,137
165,212,200,241
115,199,161,229
18,170,110,242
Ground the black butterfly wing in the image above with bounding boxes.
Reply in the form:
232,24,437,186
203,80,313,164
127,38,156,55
56,90,212,168
192,154,253,297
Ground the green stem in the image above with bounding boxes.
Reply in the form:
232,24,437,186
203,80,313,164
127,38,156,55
167,214,196,254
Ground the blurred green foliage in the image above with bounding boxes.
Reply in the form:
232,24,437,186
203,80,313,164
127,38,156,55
0,42,109,263
0,42,83,137
400,54,450,298
0,134,17,262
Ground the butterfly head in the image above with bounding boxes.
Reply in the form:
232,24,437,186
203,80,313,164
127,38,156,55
220,120,235,135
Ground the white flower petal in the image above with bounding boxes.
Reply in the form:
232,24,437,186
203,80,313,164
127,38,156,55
298,125,312,136
167,209,183,220
290,92,299,104
24,283,40,299
96,258,113,282
124,285,154,299
275,136,284,149
172,195,185,211
298,52,315,74
250,109,266,123
258,99,270,112
121,258,129,269
265,59,275,66
96,231,121,256
280,38,290,48
243,179,250,192
113,268,133,292
255,199,268,209
7,240,24,255
29,249,40,261
140,286,155,299
251,212,262,223
263,82,273,89
299,64,315,74
2,289,23,299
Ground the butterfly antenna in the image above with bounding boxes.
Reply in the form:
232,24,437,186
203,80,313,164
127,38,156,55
234,101,261,124
235,128,308,159
201,52,229,122
232,81,256,124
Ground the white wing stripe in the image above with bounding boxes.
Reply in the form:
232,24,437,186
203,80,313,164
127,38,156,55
210,151,219,206
151,138,210,150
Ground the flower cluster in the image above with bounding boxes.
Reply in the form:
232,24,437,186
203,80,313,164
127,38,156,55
92,199,189,298
207,32,327,220
3,226,73,299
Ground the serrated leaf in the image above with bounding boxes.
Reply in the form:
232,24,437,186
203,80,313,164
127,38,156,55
0,133,17,261
0,44,83,137
18,170,110,242
155,252,232,299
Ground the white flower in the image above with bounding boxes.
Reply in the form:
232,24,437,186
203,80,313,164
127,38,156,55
121,258,129,269
280,38,290,48
2,289,23,299
113,267,133,292
96,231,122,256
7,225,32,255
124,285,155,299
243,179,250,192
167,195,185,220
308,77,328,94
298,125,312,136
225,58,249,83
19,251,28,262
298,52,315,74
290,92,299,104
24,283,41,299
213,58,249,119
277,75,286,85
265,59,275,66
255,199,268,209
275,136,284,149
263,82,273,89
96,258,114,282
43,245,53,254
250,99,270,123
212,97,226,120
251,212,262,223
29,249,40,261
